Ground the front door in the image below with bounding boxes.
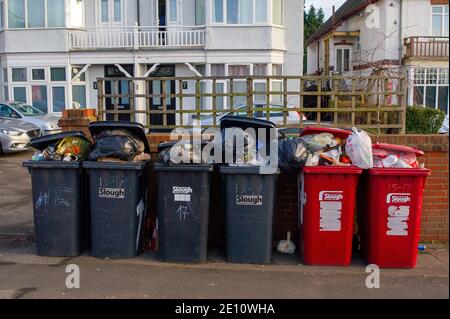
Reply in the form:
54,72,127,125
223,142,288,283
104,65,134,122
148,65,176,132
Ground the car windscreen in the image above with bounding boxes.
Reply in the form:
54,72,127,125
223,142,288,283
12,103,45,116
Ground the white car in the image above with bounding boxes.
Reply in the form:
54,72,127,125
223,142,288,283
0,101,61,135
0,118,41,154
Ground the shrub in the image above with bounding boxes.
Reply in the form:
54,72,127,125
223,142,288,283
406,106,446,134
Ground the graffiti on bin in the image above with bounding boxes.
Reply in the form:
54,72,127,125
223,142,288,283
319,191,343,232
136,199,144,250
36,188,73,210
386,193,411,236
176,205,191,221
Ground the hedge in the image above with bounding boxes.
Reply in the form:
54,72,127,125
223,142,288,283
406,106,446,134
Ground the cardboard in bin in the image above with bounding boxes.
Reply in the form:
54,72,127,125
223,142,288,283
30,131,91,151
88,121,151,154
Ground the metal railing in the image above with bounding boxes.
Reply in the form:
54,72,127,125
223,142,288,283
96,75,407,134
69,26,205,50
404,36,449,59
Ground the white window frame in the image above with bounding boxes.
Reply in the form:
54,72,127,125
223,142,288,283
210,0,271,26
168,0,182,26
431,5,449,36
12,85,28,103
50,84,67,114
6,0,67,29
97,0,124,27
412,67,449,114
71,65,89,109
335,46,352,74
11,67,28,83
31,67,46,81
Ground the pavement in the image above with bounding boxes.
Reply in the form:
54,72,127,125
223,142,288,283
0,151,448,299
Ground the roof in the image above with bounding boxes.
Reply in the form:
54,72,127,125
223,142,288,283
306,0,378,45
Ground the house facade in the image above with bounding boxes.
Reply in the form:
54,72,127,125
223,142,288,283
306,0,449,114
0,0,303,125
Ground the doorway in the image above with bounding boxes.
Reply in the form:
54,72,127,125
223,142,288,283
104,64,134,122
148,64,176,132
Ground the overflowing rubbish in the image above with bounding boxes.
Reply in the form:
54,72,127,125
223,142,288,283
345,128,373,169
372,143,424,169
276,232,296,254
278,138,309,170
158,141,210,165
30,134,91,162
88,129,150,162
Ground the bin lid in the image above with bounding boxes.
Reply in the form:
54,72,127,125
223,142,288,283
368,168,430,176
302,166,362,174
30,131,91,151
23,160,82,169
220,116,276,131
372,142,424,156
299,127,352,140
88,121,151,154
220,165,280,175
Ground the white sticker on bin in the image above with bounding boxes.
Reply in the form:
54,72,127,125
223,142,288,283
99,187,125,199
319,191,343,232
386,193,411,236
173,186,192,202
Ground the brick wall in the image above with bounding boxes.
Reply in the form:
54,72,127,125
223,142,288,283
144,134,449,250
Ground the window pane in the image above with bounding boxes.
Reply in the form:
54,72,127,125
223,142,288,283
3,87,9,100
432,15,442,36
28,0,45,27
12,68,27,82
255,0,267,23
425,86,437,109
253,64,267,76
32,69,45,81
1,1,4,29
426,68,438,84
414,69,425,84
170,0,177,22
445,5,449,13
72,66,86,82
3,69,7,82
344,49,350,72
272,0,283,25
444,15,449,36
227,0,238,24
336,49,343,73
13,87,27,103
272,81,282,103
51,68,66,81
101,0,109,23
438,86,449,114
114,0,122,22
240,0,253,24
254,82,266,102
32,86,48,113
272,64,282,76
72,85,86,108
195,0,205,25
228,65,250,76
432,6,443,14
8,0,25,28
47,0,65,27
232,80,246,107
211,64,225,76
215,82,224,110
213,0,224,23
52,87,66,112
413,86,424,106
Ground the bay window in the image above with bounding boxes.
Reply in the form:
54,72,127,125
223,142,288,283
272,0,283,26
413,68,449,114
8,0,65,28
212,0,270,24
195,0,205,25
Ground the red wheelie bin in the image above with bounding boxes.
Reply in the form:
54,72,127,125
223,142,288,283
298,128,362,266
358,143,430,268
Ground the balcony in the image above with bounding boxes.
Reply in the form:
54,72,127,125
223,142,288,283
69,26,205,50
404,36,449,60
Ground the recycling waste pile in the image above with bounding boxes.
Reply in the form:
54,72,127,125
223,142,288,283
23,118,430,268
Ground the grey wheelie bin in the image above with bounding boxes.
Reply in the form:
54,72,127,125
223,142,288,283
23,132,91,257
82,121,151,259
219,117,280,264
155,161,213,263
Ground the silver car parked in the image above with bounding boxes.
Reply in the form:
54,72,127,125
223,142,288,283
0,101,61,135
0,118,42,154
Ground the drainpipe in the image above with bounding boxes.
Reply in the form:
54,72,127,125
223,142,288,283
137,0,141,26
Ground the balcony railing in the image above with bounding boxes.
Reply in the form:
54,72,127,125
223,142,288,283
69,26,205,50
404,36,449,59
